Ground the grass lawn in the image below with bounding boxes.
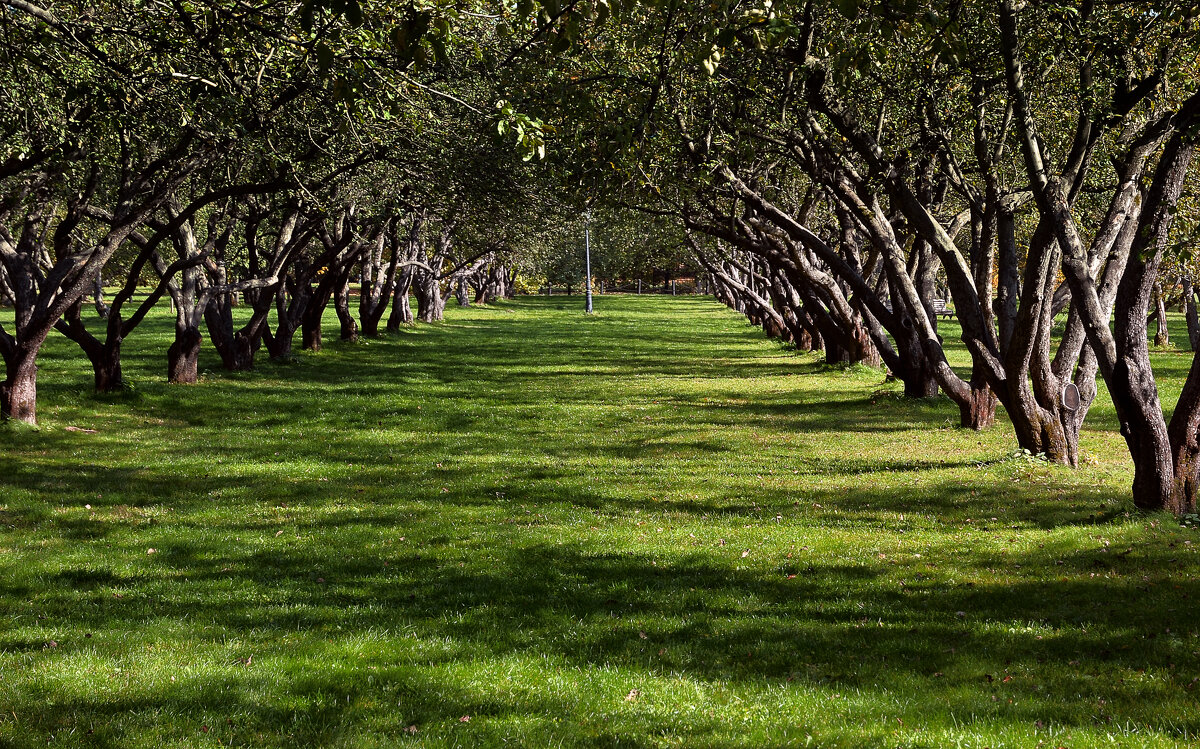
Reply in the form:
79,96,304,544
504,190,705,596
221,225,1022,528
2,294,1199,748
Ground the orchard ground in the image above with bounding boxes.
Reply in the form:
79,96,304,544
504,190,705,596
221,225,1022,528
2,295,1199,748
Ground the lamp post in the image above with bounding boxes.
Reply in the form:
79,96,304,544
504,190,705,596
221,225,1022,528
584,208,594,315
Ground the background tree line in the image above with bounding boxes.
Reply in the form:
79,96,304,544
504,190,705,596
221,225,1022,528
0,0,606,424
6,0,1200,515
502,0,1200,514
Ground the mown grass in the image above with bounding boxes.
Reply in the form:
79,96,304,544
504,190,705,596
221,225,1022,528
2,294,1199,748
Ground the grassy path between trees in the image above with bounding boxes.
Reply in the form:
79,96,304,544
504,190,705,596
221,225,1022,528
3,296,1200,748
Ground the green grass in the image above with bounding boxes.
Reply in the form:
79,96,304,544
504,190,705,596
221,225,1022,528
2,295,1199,748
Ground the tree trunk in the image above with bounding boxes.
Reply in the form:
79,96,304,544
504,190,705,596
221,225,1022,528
163,254,208,383
386,270,414,332
207,301,264,371
0,353,38,424
851,318,881,369
824,339,853,365
959,375,998,431
1154,283,1170,347
903,361,940,398
0,266,15,307
265,281,304,360
302,314,323,352
233,298,275,370
415,274,444,322
1061,346,1099,462
360,310,382,338
1112,357,1176,509
87,341,124,393
1166,351,1200,515
1185,277,1200,350
93,273,110,320
229,335,257,370
762,314,789,341
474,283,491,305
265,318,295,360
55,300,128,392
301,278,334,352
266,296,300,361
335,275,359,342
167,325,202,384
206,298,251,371
1017,408,1072,462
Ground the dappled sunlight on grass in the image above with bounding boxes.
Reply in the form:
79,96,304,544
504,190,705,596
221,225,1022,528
1,296,1198,747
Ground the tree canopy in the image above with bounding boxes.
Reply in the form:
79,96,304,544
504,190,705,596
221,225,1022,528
4,0,1200,513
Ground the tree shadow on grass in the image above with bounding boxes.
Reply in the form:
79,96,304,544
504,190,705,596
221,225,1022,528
4,296,1181,745
6,531,1199,746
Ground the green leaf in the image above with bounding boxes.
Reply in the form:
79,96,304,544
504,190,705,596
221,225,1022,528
316,42,334,73
834,0,860,19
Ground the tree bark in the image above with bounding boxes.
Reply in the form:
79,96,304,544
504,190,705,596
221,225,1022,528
335,273,359,342
455,277,471,307
55,299,127,391
415,274,445,322
205,297,266,371
958,372,998,430
1186,277,1200,350
0,265,15,307
301,311,323,352
167,324,202,384
0,350,38,424
1154,282,1170,347
93,273,110,320
386,269,414,331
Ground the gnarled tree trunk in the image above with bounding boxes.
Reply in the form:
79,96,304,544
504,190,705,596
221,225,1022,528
335,272,359,342
167,324,202,384
1154,282,1170,347
0,350,38,424
415,273,445,322
55,299,126,391
387,269,415,331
